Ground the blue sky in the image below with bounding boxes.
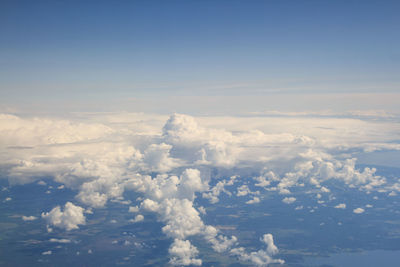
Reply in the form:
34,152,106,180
0,0,399,112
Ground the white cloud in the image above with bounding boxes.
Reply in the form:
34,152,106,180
282,197,296,204
334,203,346,209
42,250,52,255
42,202,86,231
207,233,238,253
237,185,251,197
2,112,400,265
202,178,234,204
129,214,144,223
128,206,139,213
230,234,284,266
169,239,202,266
246,197,260,204
320,186,330,193
49,238,71,243
353,208,365,214
22,215,37,221
141,143,181,173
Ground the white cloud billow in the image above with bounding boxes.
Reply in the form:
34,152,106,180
22,215,37,221
169,239,202,266
42,202,86,231
282,197,296,204
353,208,365,214
230,234,284,266
334,203,346,209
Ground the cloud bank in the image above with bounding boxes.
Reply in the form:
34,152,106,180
2,112,400,265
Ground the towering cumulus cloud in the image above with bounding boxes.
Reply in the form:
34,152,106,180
1,112,400,265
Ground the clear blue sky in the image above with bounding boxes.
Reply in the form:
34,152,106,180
0,0,399,110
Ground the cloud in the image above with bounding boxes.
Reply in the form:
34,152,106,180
282,197,296,204
22,215,37,221
141,143,181,173
230,233,284,266
202,176,236,204
246,197,260,204
2,112,400,265
334,203,346,209
353,208,365,214
42,202,86,231
49,238,71,243
42,250,52,255
237,185,251,197
128,206,139,213
129,214,144,223
169,239,202,266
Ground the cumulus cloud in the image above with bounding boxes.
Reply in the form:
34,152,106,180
2,112,400,265
282,197,296,204
141,143,181,173
169,239,202,266
129,214,144,223
246,197,260,204
42,202,86,230
128,206,139,213
22,215,37,221
334,203,346,209
230,234,284,266
202,176,236,204
353,208,365,214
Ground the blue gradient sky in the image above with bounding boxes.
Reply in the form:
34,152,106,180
1,0,399,112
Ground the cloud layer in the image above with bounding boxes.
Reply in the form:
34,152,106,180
2,112,400,265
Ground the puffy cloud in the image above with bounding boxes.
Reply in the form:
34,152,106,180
237,185,251,197
246,197,260,204
42,202,86,231
230,233,284,266
141,143,181,173
334,203,346,209
42,250,52,255
22,215,37,221
282,197,296,204
128,206,139,213
0,114,113,148
169,239,202,266
129,214,144,223
353,208,365,214
143,198,204,239
202,177,235,204
207,233,238,253
262,234,279,255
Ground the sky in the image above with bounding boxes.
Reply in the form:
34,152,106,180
1,0,399,113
